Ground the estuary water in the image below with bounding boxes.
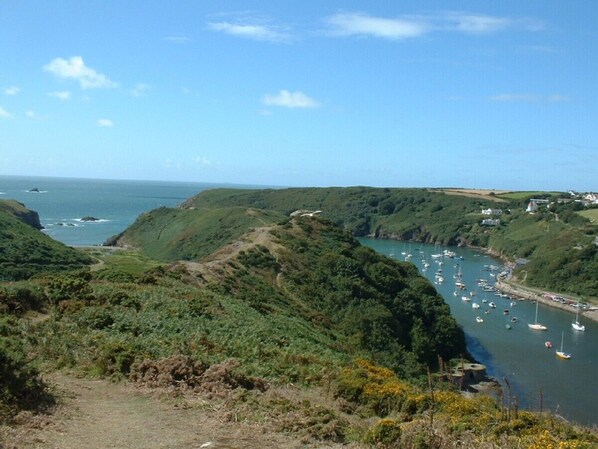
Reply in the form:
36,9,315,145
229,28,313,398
360,238,598,426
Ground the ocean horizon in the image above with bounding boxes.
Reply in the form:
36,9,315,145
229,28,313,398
0,175,275,246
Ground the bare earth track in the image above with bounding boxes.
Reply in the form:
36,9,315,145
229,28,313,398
1,373,349,449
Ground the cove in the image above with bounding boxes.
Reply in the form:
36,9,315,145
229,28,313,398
360,238,598,426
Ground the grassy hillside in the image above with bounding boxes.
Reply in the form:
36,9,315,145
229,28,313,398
176,188,597,298
0,216,466,421
78,216,467,379
0,200,92,280
106,206,286,261
180,187,502,246
3,215,596,446
475,202,597,297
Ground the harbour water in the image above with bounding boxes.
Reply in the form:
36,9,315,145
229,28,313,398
1,175,596,425
360,238,598,426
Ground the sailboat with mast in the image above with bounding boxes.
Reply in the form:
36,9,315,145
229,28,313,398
556,331,572,359
572,302,586,332
528,300,547,331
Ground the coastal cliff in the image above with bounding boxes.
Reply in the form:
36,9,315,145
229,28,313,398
0,199,43,229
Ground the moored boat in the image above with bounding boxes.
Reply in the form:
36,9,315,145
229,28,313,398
556,331,572,359
528,300,548,331
572,302,586,332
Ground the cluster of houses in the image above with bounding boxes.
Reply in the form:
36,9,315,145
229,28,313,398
576,192,598,205
525,192,598,214
480,208,502,226
479,191,597,226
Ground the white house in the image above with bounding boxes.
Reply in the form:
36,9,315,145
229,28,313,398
481,218,500,226
584,193,598,204
481,208,503,215
526,201,539,213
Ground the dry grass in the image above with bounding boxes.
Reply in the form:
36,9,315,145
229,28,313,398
430,188,510,203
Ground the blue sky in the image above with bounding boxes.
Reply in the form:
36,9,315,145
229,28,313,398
1,1,597,191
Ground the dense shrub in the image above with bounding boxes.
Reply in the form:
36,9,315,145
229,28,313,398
0,316,52,421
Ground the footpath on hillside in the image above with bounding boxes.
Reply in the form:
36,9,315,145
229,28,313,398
1,373,350,449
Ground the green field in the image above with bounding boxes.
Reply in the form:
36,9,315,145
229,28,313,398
578,208,598,224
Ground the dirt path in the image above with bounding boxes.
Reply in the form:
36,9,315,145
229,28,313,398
1,374,334,449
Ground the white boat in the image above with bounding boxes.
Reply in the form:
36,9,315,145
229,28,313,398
528,300,547,331
476,316,484,323
461,296,471,302
489,302,497,308
556,331,572,359
572,302,586,332
472,302,480,309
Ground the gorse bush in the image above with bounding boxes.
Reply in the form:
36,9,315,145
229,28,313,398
335,359,597,448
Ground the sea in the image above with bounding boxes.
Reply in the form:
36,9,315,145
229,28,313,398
1,175,596,425
0,175,264,246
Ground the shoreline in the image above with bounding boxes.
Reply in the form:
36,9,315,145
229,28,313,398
494,278,598,324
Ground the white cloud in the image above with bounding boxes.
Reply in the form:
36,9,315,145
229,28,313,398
0,106,12,118
130,83,151,97
262,90,320,108
326,12,427,39
490,93,569,103
97,118,114,127
325,11,538,40
4,86,19,95
447,13,511,34
43,56,117,89
48,91,71,101
164,36,192,44
208,21,290,42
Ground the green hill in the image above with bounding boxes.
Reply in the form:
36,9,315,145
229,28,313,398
106,206,286,261
0,199,92,280
175,188,597,299
180,187,501,245
42,216,467,382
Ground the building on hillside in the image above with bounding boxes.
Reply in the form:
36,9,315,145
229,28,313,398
290,209,322,218
481,208,503,215
526,201,539,213
481,218,500,226
584,193,598,204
